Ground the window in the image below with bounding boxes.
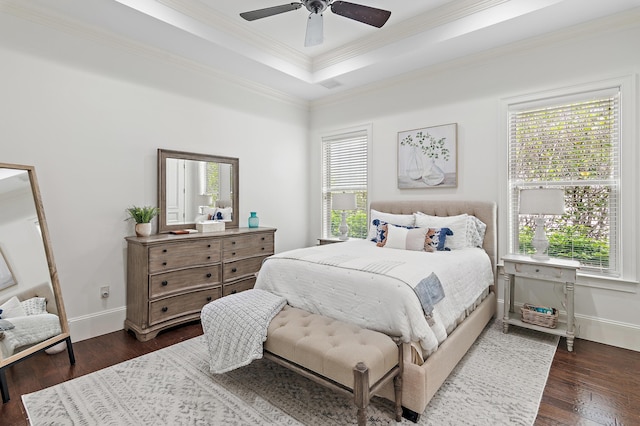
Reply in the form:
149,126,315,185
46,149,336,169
321,127,369,239
508,87,620,276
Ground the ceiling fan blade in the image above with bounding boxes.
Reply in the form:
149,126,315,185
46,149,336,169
240,3,302,21
305,12,323,47
330,1,391,28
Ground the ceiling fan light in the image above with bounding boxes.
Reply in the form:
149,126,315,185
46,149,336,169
305,13,323,46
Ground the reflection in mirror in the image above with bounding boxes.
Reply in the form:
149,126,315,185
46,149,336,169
158,149,239,233
0,164,74,403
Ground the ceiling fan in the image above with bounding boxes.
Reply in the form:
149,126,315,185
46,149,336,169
240,1,391,47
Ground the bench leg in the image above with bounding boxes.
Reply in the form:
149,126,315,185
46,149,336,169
353,362,370,426
393,373,402,421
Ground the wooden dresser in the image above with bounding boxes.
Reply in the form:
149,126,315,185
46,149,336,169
125,227,276,341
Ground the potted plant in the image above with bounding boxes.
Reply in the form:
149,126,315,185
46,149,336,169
126,206,159,237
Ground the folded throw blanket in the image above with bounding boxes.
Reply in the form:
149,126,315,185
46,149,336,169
201,289,287,374
414,272,445,325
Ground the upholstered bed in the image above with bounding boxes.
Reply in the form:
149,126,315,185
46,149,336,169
254,200,497,416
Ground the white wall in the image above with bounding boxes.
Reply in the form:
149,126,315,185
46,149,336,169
0,18,310,341
310,15,640,351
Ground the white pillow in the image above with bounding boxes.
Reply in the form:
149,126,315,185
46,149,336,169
367,209,415,240
415,213,469,250
22,297,48,316
0,296,27,319
383,224,429,251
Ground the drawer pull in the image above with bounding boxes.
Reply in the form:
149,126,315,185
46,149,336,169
207,256,211,260
261,247,265,251
232,241,236,245
206,273,212,278
162,262,167,266
232,268,237,273
261,237,265,241
232,252,236,256
161,281,168,286
207,244,211,248
161,307,168,313
231,290,237,294
536,268,540,272
163,249,167,253
206,296,212,302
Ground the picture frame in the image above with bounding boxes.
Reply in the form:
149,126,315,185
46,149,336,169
0,248,17,291
397,123,457,189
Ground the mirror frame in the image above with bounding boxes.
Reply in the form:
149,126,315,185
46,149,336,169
0,163,74,402
158,149,239,233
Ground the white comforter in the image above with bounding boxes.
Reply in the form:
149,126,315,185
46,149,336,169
254,239,493,357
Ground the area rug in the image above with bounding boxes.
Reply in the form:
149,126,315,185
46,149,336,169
22,319,558,425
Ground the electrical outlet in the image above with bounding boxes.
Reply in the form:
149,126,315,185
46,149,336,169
100,286,110,298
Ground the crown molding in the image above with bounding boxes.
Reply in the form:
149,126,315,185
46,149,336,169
311,0,509,72
311,7,640,109
158,0,312,72
1,1,309,109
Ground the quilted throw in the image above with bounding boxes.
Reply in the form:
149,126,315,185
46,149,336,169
201,289,287,374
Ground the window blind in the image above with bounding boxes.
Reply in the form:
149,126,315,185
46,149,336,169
508,88,620,275
321,129,368,239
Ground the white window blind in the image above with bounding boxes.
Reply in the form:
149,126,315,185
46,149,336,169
321,129,368,239
508,87,620,275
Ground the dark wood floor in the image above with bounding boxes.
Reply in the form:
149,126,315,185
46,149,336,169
1,322,638,425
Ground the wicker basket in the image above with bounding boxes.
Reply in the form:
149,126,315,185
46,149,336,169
521,303,558,328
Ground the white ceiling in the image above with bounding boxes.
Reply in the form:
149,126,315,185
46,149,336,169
5,0,640,100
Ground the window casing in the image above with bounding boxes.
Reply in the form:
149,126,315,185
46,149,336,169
508,87,620,277
321,127,369,239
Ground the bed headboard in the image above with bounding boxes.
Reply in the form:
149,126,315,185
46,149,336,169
369,200,497,286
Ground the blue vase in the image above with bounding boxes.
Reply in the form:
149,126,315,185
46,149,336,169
248,212,259,228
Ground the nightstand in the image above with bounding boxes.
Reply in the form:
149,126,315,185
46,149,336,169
317,238,346,245
502,254,580,352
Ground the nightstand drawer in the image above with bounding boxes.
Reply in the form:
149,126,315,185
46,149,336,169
505,262,576,282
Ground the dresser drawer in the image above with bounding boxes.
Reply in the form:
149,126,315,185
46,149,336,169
149,286,221,326
150,265,222,298
223,276,257,296
223,255,269,282
149,239,222,273
223,233,274,261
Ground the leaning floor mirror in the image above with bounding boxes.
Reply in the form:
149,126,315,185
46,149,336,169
0,163,75,403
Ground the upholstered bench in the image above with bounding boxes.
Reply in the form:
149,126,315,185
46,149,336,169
264,305,403,426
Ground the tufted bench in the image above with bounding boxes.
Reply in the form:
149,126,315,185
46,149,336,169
264,305,403,426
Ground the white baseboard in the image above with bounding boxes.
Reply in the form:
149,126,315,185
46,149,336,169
70,302,639,353
497,300,640,352
67,306,127,343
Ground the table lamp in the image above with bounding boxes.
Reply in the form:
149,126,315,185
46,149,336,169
332,193,357,240
519,188,565,260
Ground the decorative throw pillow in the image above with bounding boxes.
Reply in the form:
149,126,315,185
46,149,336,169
415,212,468,250
0,296,26,318
380,224,429,251
425,227,453,252
21,297,47,316
372,219,417,244
467,216,487,247
367,209,415,240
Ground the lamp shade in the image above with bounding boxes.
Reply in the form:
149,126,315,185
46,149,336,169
196,194,213,206
519,188,565,215
332,193,356,210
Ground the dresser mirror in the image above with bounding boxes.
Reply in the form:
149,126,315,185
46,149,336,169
158,149,239,233
0,163,75,403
